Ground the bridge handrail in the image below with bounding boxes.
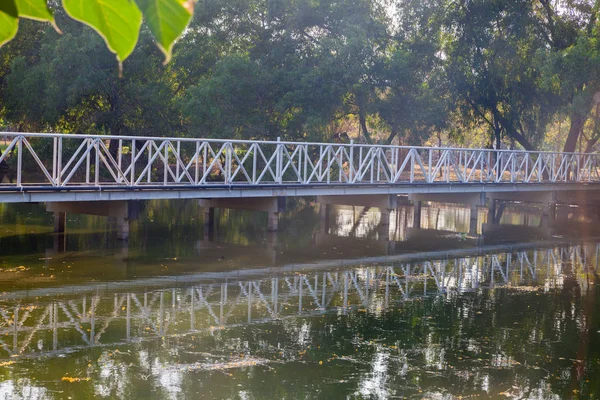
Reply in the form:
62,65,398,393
0,131,595,155
1,132,599,187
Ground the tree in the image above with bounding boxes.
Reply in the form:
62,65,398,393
3,14,183,140
2,0,599,154
534,0,600,153
181,0,394,142
370,0,450,145
442,0,561,150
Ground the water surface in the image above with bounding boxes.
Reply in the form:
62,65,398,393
0,200,598,399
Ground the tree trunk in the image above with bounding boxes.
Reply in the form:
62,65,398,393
492,111,534,150
109,138,120,160
585,137,599,153
385,128,398,145
358,105,373,144
494,129,501,150
563,113,586,153
356,91,373,144
505,128,534,151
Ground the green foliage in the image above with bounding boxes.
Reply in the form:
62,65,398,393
440,0,558,149
136,0,193,63
0,2,19,47
15,0,56,25
3,14,182,139
62,0,143,68
1,0,600,151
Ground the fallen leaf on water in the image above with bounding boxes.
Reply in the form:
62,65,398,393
61,377,91,383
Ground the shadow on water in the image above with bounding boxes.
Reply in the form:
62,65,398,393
0,200,599,398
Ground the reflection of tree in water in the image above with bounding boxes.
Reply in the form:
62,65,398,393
560,249,599,398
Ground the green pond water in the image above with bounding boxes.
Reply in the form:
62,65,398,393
0,200,598,399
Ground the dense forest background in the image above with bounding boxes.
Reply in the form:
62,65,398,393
1,0,599,152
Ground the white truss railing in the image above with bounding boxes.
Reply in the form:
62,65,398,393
1,132,599,188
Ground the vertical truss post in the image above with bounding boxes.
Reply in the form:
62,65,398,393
94,139,100,185
52,137,57,181
147,143,152,183
176,141,180,181
163,141,169,185
86,139,91,184
16,136,22,187
276,137,282,184
252,143,257,184
303,144,308,183
225,142,231,184
349,140,354,183
131,140,136,186
194,141,199,185
57,137,63,186
118,139,123,182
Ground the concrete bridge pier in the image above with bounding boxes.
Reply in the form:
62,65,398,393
46,200,140,240
487,199,498,225
319,203,331,234
413,201,422,229
266,231,278,265
540,202,557,228
107,217,131,241
198,197,286,232
268,211,280,232
376,212,391,242
204,207,215,240
53,212,66,234
380,208,391,227
52,212,67,253
386,239,396,255
470,204,480,236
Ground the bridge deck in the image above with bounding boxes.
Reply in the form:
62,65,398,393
1,182,599,203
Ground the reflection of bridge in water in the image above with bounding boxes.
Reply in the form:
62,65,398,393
0,241,597,360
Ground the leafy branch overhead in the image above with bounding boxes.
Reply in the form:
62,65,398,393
0,0,195,68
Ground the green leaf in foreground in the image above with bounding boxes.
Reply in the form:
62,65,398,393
62,0,143,68
15,0,61,32
0,0,19,47
136,0,194,63
0,0,18,17
16,0,53,21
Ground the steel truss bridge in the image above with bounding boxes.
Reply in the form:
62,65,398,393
1,133,600,203
0,242,596,360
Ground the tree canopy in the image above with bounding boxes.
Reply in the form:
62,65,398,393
1,0,600,152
